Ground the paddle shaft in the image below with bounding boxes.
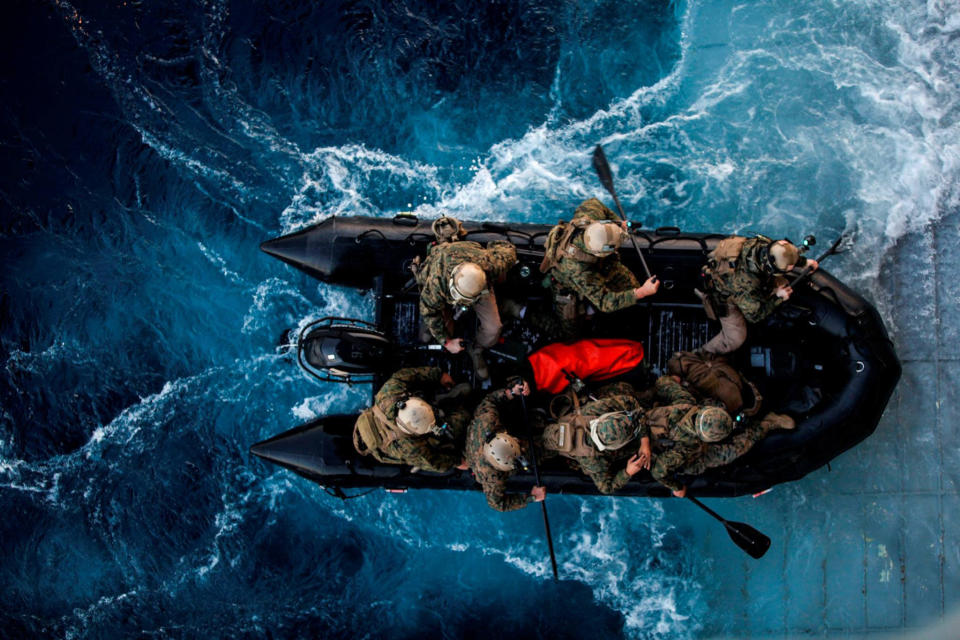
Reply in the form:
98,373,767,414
592,145,653,280
686,496,724,523
787,235,845,288
520,395,559,580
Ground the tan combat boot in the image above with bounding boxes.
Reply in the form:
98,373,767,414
468,344,490,381
499,298,526,320
759,412,795,432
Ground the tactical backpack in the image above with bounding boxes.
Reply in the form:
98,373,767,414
539,218,597,273
666,351,761,416
643,404,704,452
705,236,747,279
698,236,748,318
352,405,406,465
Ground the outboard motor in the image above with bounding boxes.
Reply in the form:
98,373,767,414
297,317,392,384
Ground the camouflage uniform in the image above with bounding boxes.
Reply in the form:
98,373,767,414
551,383,647,494
646,376,774,491
354,366,470,473
416,240,517,348
701,236,811,354
464,388,532,512
540,199,641,338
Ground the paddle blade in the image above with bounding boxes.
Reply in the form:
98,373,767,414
723,520,771,559
592,144,616,196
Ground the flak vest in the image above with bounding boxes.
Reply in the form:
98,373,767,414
541,409,637,459
542,413,600,459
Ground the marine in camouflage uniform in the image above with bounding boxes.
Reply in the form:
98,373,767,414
352,366,471,473
539,198,656,339
700,236,815,354
416,239,517,349
541,381,650,494
646,376,787,493
464,386,539,512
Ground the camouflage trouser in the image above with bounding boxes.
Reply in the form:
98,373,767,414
417,291,502,348
701,302,748,354
442,406,471,450
681,421,767,476
419,309,455,344
549,265,641,339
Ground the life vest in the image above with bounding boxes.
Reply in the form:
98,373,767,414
352,404,405,465
528,338,645,394
666,351,761,416
539,218,597,273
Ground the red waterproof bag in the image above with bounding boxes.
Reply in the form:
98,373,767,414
527,338,645,394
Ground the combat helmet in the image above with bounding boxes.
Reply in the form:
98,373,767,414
588,411,639,451
768,240,800,272
448,262,487,305
583,222,624,257
395,397,437,436
483,432,522,471
694,406,734,442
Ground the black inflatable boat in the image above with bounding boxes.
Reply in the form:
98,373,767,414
251,214,901,498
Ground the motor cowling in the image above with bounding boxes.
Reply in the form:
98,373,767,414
298,318,392,382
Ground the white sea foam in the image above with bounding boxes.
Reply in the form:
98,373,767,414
279,145,441,232
61,589,140,640
45,0,960,635
241,277,313,335
325,492,700,639
291,385,365,421
197,242,244,285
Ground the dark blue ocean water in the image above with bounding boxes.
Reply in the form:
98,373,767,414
2,1,958,638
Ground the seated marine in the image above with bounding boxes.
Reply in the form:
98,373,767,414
645,375,794,496
699,235,818,354
352,366,471,473
540,381,653,495
414,217,517,379
538,198,659,338
464,378,546,512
